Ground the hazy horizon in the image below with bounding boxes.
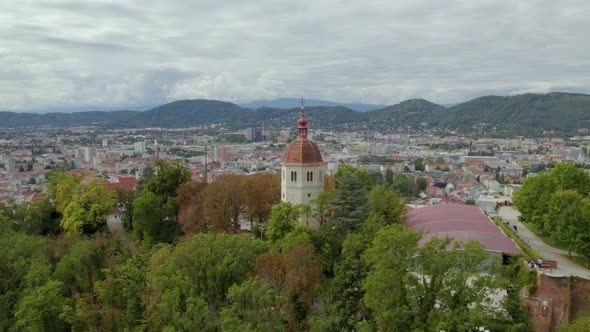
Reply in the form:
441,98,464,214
5,90,588,114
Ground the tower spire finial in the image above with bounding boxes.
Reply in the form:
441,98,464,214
297,96,308,138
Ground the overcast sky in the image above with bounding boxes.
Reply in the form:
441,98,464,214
1,0,589,111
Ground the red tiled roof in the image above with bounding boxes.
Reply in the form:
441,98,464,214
404,204,520,254
283,138,324,165
104,177,136,191
26,192,44,202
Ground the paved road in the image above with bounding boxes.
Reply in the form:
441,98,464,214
497,206,590,279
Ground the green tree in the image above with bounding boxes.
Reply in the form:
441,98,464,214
23,198,61,236
0,227,49,330
312,225,376,331
14,280,68,331
131,159,190,242
302,191,334,227
415,176,428,191
368,184,405,225
133,191,178,244
145,159,191,198
368,171,384,186
330,169,370,233
60,180,116,235
63,250,151,331
221,278,286,332
392,174,412,197
281,227,314,254
117,189,136,232
363,225,507,331
50,171,81,214
546,190,590,257
515,163,590,241
266,202,300,242
62,247,158,331
385,168,394,185
53,233,127,296
335,164,372,189
144,233,267,329
550,162,590,194
513,172,556,234
415,157,425,171
2,198,61,236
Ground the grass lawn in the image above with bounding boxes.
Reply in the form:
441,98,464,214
568,255,590,269
493,218,541,258
524,222,590,269
524,222,569,251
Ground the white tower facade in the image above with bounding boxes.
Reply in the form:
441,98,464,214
281,103,326,227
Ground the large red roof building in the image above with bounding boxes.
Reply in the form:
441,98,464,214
404,204,520,255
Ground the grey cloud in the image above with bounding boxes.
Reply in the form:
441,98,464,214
0,0,589,110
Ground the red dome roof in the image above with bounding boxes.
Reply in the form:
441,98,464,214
283,138,324,165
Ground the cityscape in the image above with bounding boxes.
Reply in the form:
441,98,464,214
2,0,590,331
1,112,589,208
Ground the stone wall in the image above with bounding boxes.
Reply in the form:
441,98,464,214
572,276,590,320
525,273,590,331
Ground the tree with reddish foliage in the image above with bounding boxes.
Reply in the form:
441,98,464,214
324,174,336,193
243,173,279,224
253,244,323,331
203,175,248,233
176,181,208,235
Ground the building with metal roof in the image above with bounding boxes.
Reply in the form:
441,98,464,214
404,204,520,255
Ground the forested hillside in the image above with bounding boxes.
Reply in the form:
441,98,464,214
1,92,590,136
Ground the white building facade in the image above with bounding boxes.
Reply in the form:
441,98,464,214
280,104,326,228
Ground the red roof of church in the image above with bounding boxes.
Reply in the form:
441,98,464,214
283,139,324,165
404,204,520,254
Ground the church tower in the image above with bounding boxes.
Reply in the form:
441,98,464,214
281,100,326,227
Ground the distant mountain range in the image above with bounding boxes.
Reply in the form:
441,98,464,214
1,92,590,136
238,98,386,112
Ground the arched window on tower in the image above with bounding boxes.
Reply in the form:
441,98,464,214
310,171,313,182
291,171,294,182
294,171,297,182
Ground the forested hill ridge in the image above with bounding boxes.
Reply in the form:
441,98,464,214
1,92,589,135
238,97,387,112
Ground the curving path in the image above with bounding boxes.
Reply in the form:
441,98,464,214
497,206,590,279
